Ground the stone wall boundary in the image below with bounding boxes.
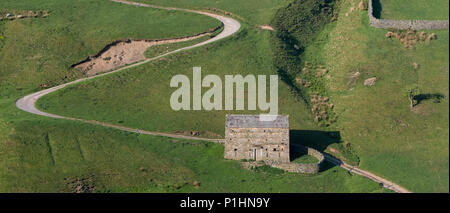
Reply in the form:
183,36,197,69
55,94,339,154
0,10,50,21
368,0,449,30
265,144,325,174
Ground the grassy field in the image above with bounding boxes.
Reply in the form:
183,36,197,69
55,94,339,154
0,100,385,192
0,0,220,97
319,0,449,192
0,0,386,192
135,0,293,25
377,0,449,20
38,0,449,192
292,154,319,164
37,28,318,137
35,1,322,137
36,0,339,140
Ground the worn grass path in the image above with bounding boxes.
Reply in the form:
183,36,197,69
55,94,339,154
15,0,410,193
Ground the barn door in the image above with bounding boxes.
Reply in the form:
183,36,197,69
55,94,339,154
253,149,257,161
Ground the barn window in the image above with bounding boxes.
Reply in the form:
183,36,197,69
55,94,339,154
273,148,277,151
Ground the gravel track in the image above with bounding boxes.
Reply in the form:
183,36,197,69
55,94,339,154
15,0,410,193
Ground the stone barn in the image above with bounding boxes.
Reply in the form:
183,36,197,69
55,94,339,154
224,115,290,163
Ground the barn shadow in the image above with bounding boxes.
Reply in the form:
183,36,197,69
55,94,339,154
289,130,341,172
371,0,382,18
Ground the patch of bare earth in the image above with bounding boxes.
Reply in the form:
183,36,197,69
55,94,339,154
74,32,211,76
411,105,430,116
385,29,436,49
258,25,274,31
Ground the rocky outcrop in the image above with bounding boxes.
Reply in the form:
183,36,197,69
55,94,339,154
364,77,377,86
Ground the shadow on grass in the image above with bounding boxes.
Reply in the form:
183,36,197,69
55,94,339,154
289,130,341,172
372,0,382,19
414,93,445,105
272,31,309,104
290,129,341,152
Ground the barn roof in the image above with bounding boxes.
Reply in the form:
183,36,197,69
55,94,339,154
225,114,289,128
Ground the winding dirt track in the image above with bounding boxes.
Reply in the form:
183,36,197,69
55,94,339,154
16,0,240,142
15,0,410,193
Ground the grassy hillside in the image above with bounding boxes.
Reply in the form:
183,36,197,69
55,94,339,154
377,0,449,20
135,0,293,25
0,0,220,97
0,102,385,192
319,0,448,192
36,0,450,192
0,0,385,192
268,0,449,193
37,28,318,136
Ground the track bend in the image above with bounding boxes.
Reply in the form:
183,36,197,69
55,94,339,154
15,0,410,193
16,0,240,142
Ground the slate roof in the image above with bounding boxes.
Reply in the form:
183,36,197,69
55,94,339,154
225,114,289,128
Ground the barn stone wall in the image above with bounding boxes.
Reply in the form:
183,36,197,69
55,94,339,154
224,127,290,163
368,0,449,30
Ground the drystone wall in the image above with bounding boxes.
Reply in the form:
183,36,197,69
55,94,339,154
266,144,325,174
0,10,49,21
368,0,449,30
266,160,320,174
